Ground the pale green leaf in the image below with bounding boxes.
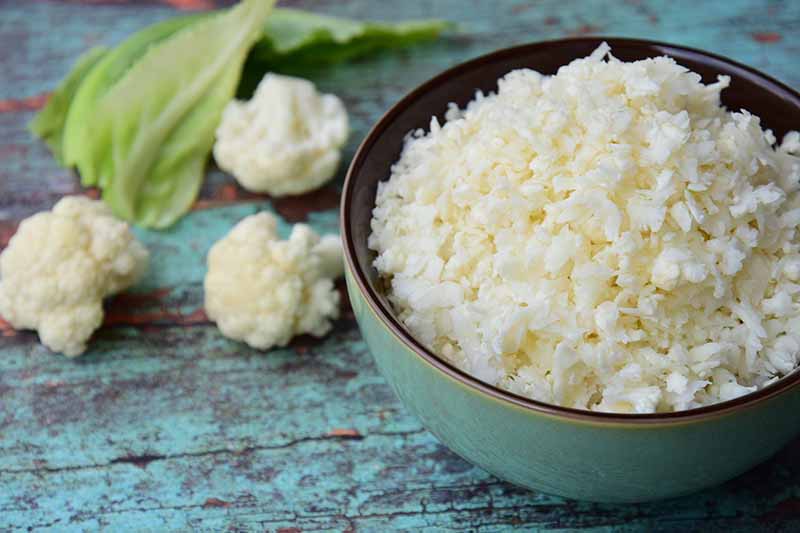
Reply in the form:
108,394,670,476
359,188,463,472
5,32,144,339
90,0,275,228
240,10,451,93
28,3,448,228
63,13,206,186
28,46,108,164
264,8,450,55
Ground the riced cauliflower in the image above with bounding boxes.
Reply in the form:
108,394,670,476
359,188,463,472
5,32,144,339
204,212,344,350
0,196,149,356
369,43,800,413
213,73,349,196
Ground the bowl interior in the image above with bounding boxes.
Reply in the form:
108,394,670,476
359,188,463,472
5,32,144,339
343,37,800,418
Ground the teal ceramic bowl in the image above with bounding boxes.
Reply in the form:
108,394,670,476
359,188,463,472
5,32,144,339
341,38,800,503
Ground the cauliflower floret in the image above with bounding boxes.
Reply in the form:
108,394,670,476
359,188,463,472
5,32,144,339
0,196,149,356
213,73,349,196
204,212,344,350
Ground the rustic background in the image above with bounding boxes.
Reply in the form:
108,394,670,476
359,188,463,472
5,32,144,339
2,0,800,531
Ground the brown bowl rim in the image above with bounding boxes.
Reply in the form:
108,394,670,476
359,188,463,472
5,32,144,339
341,36,800,425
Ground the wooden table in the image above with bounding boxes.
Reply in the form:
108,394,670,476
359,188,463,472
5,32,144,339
2,0,800,530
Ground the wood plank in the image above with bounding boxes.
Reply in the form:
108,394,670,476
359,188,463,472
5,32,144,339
1,0,800,530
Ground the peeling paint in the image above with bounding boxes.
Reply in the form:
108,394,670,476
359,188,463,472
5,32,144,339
202,497,231,508
327,428,363,439
162,0,215,10
0,93,48,113
0,316,16,337
753,32,782,43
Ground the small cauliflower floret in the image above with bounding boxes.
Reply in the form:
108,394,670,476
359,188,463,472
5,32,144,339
213,73,349,196
0,196,149,356
204,212,344,350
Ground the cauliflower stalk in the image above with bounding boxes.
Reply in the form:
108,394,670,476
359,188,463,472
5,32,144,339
213,73,349,196
204,212,344,350
0,196,149,356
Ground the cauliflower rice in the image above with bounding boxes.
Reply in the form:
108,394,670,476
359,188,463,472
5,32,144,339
369,44,800,413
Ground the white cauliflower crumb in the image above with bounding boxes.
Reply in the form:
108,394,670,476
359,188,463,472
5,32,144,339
0,196,149,356
204,212,344,350
369,43,800,413
213,73,349,196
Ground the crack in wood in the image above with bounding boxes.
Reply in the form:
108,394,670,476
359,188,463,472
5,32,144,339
40,501,735,529
109,453,165,469
0,429,425,476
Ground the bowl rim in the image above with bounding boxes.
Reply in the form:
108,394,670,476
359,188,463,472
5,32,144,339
341,36,800,425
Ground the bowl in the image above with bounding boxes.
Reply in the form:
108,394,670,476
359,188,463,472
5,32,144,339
341,37,800,503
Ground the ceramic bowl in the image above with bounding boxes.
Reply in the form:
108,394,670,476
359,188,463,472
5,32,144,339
341,37,800,503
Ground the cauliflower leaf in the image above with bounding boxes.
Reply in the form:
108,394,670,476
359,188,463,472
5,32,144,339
62,13,206,188
240,10,450,95
89,0,275,228
29,3,449,228
28,46,108,165
260,9,448,61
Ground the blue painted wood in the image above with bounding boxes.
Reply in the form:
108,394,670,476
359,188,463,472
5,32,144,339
1,0,799,530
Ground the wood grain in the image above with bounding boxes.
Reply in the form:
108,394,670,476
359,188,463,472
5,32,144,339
1,0,800,530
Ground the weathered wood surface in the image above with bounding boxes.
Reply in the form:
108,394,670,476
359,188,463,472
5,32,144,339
1,0,800,530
